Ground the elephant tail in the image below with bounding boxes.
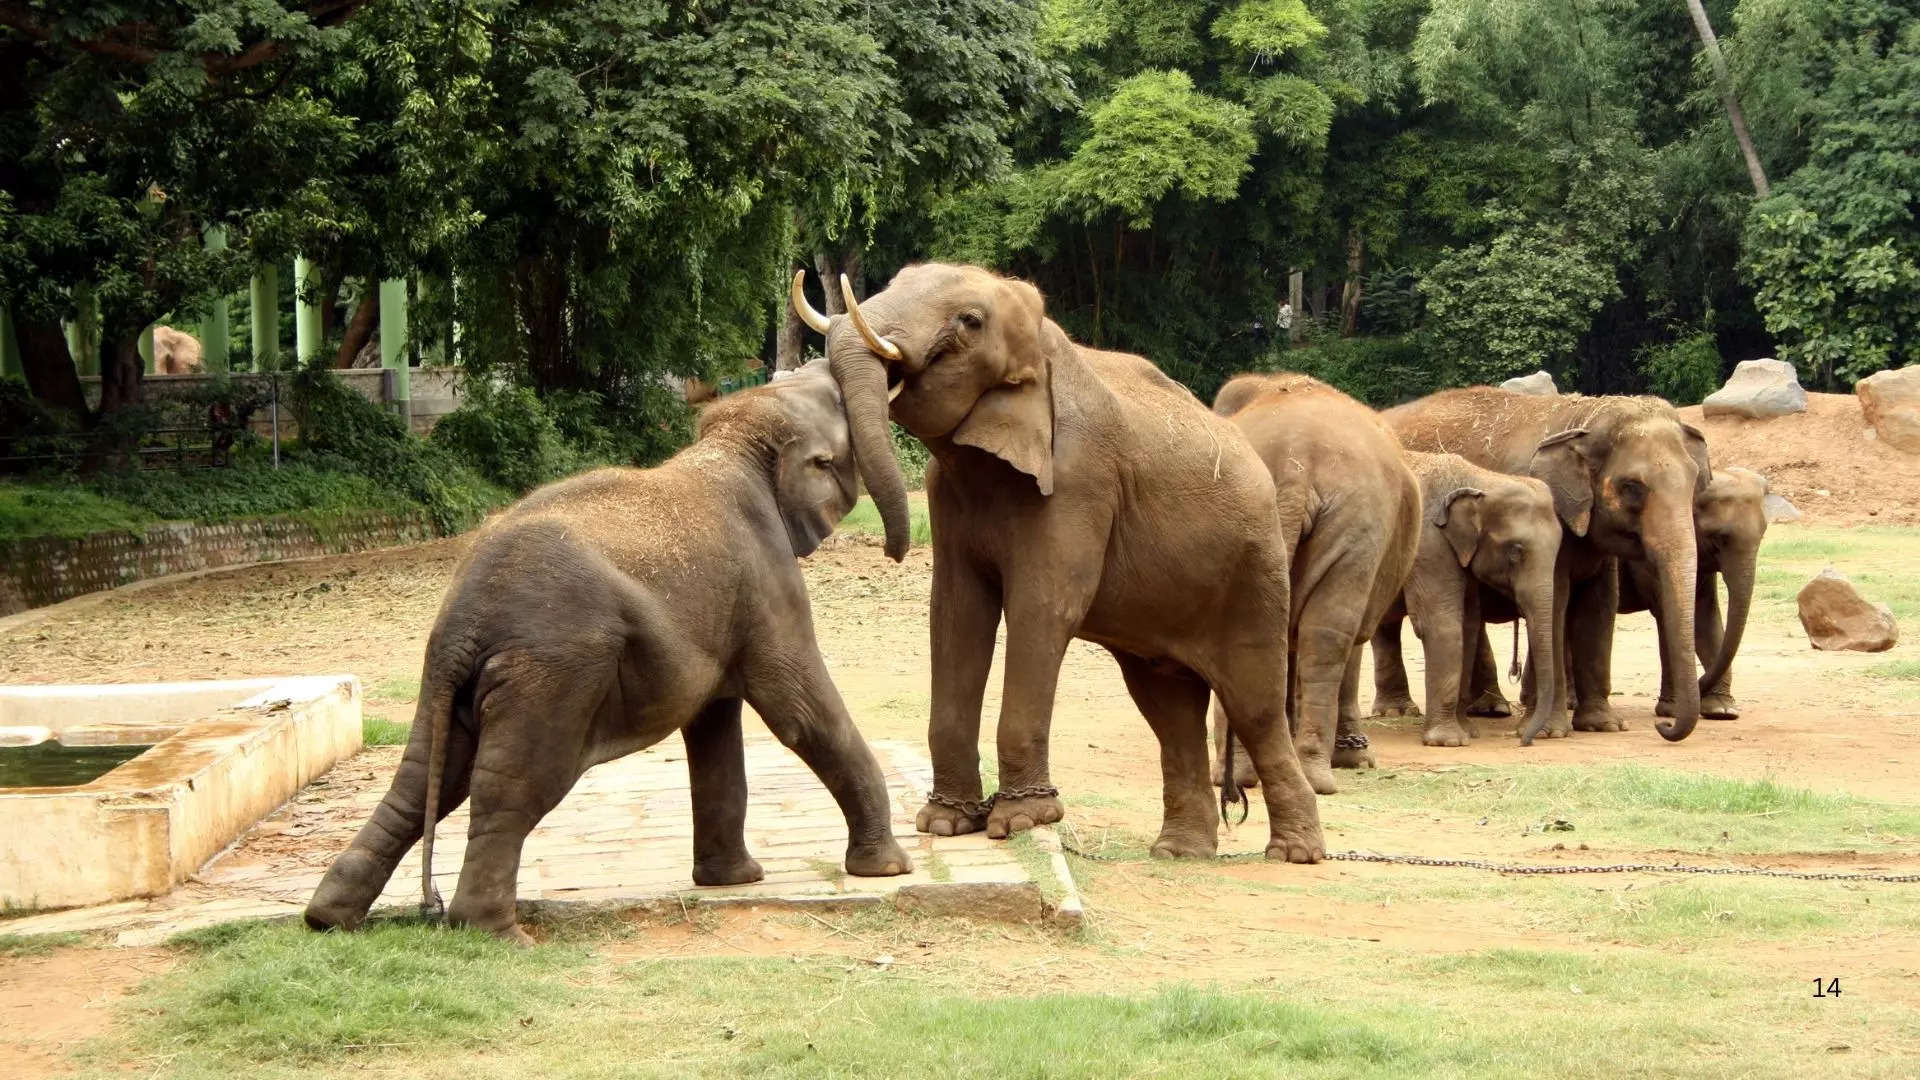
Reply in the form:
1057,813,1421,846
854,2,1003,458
415,640,477,920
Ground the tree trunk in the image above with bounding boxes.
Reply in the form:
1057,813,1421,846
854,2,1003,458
336,291,378,368
814,251,847,315
776,259,807,372
1684,0,1770,198
516,257,574,395
1340,228,1364,337
1288,269,1304,345
16,315,90,420
97,333,145,415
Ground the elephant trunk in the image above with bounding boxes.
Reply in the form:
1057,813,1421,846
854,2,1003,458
1650,497,1702,741
827,330,911,562
1699,545,1756,697
1515,568,1560,746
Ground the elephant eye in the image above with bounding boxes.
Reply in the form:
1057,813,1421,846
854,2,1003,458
810,453,833,470
958,310,983,330
1507,542,1524,563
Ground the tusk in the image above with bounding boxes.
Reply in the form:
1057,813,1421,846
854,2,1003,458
840,273,902,361
889,380,904,402
791,270,831,334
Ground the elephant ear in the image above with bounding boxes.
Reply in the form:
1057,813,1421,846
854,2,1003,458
953,372,1054,495
1436,487,1486,568
1528,428,1593,537
1680,421,1712,495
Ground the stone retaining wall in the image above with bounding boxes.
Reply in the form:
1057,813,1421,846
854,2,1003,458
0,511,438,615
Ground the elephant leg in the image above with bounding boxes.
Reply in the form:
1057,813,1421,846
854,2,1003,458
1464,629,1512,719
305,698,477,932
747,648,911,877
1695,571,1738,719
444,666,602,944
916,553,1002,837
1213,655,1324,864
1332,645,1375,771
1291,619,1355,794
1115,654,1217,859
980,564,1096,841
682,698,763,887
1368,607,1421,718
1209,694,1260,790
1569,572,1625,732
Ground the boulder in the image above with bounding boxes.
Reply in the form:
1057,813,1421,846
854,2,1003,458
1500,371,1557,395
1703,358,1807,419
1855,367,1920,453
1762,493,1802,523
1797,568,1899,652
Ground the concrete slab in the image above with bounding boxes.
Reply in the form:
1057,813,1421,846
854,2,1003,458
1,737,1083,944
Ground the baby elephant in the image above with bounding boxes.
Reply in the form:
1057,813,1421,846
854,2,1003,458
1372,452,1566,747
305,360,911,944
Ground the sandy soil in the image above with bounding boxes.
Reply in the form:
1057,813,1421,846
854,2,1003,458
0,947,172,1076
1681,392,1920,526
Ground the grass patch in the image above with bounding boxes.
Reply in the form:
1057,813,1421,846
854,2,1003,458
1867,659,1920,682
0,931,86,956
839,494,933,546
1753,525,1920,625
0,483,154,540
1007,830,1066,907
1334,763,1920,853
922,851,953,883
361,714,412,746
805,858,847,889
367,676,421,701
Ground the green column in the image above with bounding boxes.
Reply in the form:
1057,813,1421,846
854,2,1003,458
379,276,411,422
1,305,20,379
294,256,323,365
138,324,156,371
202,228,230,371
250,265,279,370
65,283,100,376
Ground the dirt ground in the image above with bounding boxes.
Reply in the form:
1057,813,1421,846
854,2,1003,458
1680,392,1920,526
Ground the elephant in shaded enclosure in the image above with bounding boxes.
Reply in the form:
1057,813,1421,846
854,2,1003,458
1207,373,1421,796
304,361,910,944
1371,453,1566,747
1618,464,1768,721
152,326,204,374
797,263,1324,862
1387,389,1712,741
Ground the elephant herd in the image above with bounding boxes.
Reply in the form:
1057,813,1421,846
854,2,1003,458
305,262,1769,943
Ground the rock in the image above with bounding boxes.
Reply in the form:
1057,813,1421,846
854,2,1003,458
1500,371,1558,395
893,881,1044,923
1856,367,1920,453
1703,358,1808,419
1797,568,1899,652
1762,493,1802,523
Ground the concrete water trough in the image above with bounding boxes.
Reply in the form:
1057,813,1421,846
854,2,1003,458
0,676,361,911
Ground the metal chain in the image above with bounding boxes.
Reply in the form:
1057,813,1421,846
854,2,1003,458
924,785,1062,820
1333,733,1370,750
1056,840,1920,883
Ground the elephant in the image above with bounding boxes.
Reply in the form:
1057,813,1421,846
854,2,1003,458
1386,389,1712,741
1207,373,1421,795
1370,452,1566,747
303,360,911,943
152,326,204,374
1618,464,1768,721
792,263,1323,863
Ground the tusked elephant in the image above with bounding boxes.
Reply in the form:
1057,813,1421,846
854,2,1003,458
152,326,204,374
1387,389,1712,741
304,360,911,944
1371,452,1566,747
1208,373,1421,795
1618,464,1768,721
793,264,1323,862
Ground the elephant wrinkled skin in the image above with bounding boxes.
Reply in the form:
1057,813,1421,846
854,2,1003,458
1372,453,1566,747
1387,388,1712,741
803,263,1323,863
1209,373,1421,795
303,361,910,944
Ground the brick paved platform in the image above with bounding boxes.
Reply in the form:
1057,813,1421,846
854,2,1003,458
4,737,1081,946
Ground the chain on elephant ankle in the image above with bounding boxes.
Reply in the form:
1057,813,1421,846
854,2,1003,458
1334,732,1370,751
924,790,993,818
992,784,1061,804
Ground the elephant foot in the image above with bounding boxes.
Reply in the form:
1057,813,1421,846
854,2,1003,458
1465,689,1513,719
1331,743,1376,772
1701,693,1740,720
1299,757,1339,796
1370,696,1421,720
692,853,765,887
845,839,913,877
303,852,384,932
915,797,986,837
1422,720,1471,748
1518,710,1572,742
1571,704,1626,732
985,792,1065,839
1209,757,1260,791
1148,829,1218,860
494,923,536,948
1265,824,1326,864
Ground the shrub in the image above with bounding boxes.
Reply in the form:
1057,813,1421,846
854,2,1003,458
430,380,579,492
1265,331,1453,408
892,423,931,491
0,378,84,467
1637,331,1723,406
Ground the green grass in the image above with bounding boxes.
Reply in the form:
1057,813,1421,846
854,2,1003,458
1333,764,1920,853
839,494,933,546
361,714,412,746
0,931,86,956
1867,659,1920,682
367,676,421,701
1753,525,1920,625
0,484,155,540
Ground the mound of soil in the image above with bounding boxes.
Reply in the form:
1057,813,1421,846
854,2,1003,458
1680,392,1920,526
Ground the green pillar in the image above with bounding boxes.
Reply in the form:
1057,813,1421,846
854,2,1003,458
1,305,20,379
250,265,280,370
138,324,156,371
380,277,411,422
294,256,323,365
202,228,230,371
65,284,100,376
